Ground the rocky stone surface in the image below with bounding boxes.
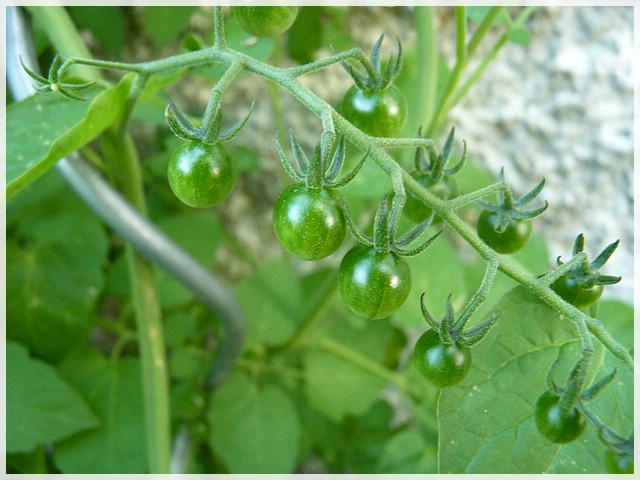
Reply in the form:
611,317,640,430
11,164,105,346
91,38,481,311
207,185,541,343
445,7,634,303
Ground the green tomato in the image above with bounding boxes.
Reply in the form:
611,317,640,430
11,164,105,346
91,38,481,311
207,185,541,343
605,448,634,474
273,184,346,260
534,391,586,444
413,329,472,387
232,6,299,37
550,273,603,308
476,209,532,254
405,173,461,224
341,85,408,137
339,245,411,319
167,141,237,208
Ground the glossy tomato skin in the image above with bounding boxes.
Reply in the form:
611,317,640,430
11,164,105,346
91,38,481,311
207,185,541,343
550,273,603,308
167,142,237,208
476,209,532,254
339,245,411,319
405,173,461,224
605,449,634,474
413,329,471,387
273,184,346,260
232,6,299,37
341,85,408,137
534,391,586,444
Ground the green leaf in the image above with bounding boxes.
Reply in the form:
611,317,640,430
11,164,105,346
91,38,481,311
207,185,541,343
376,427,437,474
143,6,198,49
437,287,625,473
155,212,222,308
207,373,301,473
6,75,133,199
596,300,633,350
66,6,126,55
6,342,99,453
507,26,531,45
395,237,467,327
338,400,396,472
304,317,397,421
7,213,108,361
53,351,147,473
235,258,304,349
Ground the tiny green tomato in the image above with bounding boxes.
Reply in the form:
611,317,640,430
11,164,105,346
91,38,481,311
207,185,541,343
413,329,472,387
232,6,299,37
273,184,346,260
167,141,237,208
550,273,603,308
339,245,411,319
476,209,532,254
534,391,586,444
341,85,407,137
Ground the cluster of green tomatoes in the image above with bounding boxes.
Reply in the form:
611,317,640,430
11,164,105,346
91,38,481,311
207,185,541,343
163,8,630,468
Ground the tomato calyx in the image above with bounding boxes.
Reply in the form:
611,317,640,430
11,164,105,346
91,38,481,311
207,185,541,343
165,94,254,146
414,127,467,183
419,292,499,349
276,130,368,189
405,127,467,223
477,168,548,232
347,194,442,257
21,54,96,101
342,34,403,92
550,233,621,307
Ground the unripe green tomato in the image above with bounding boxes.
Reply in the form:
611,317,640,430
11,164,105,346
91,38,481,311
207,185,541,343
273,184,346,260
232,6,299,37
413,329,472,387
339,245,411,319
341,85,408,137
476,209,532,254
550,273,603,308
405,173,461,224
605,448,634,474
167,141,237,208
534,391,586,444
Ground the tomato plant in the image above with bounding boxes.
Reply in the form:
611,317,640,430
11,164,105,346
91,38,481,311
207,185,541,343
6,5,632,476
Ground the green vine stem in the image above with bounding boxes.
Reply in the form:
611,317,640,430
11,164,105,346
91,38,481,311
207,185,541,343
413,6,438,129
102,128,171,474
